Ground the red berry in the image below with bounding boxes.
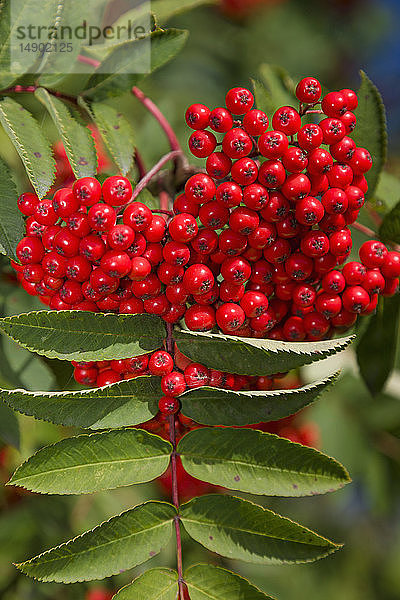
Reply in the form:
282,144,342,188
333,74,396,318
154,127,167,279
222,128,253,159
53,230,80,257
123,202,152,232
321,91,347,117
307,148,333,175
225,87,254,114
52,188,80,219
184,304,216,331
219,281,245,302
101,250,131,278
319,118,346,145
281,173,311,202
189,130,217,158
149,351,174,376
66,255,92,282
158,396,180,415
340,89,358,110
342,261,366,285
297,124,323,151
107,224,135,250
59,280,84,305
143,294,170,316
221,256,252,283
295,196,324,225
341,111,356,134
300,230,329,258
144,215,166,243
248,221,276,249
216,302,246,332
199,201,230,229
296,77,322,104
185,104,211,130
16,236,45,264
362,269,385,295
169,213,199,243
209,107,234,132
292,284,316,307
322,270,346,293
34,198,58,226
80,234,106,261
359,240,388,268
17,192,38,216
73,177,102,206
243,109,269,135
330,136,356,162
183,264,215,295
329,228,352,256
88,203,116,232
285,253,313,280
381,251,400,278
216,181,242,207
342,285,370,313
206,152,232,179
349,147,372,174
327,163,353,189
303,312,330,338
185,174,216,204
102,176,132,206
184,363,210,388
258,130,288,159
231,158,259,185
240,290,269,317
321,188,348,214
272,106,301,136
315,292,342,318
192,229,218,255
161,372,186,396
263,238,291,264
229,206,259,235
283,316,305,341
173,193,199,217
258,160,286,189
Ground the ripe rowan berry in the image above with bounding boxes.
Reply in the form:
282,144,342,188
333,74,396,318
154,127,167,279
73,177,102,206
272,106,301,136
221,256,252,283
185,104,211,129
258,160,286,189
18,192,39,216
161,372,186,396
216,302,246,332
185,174,216,204
359,240,388,268
206,152,232,179
189,130,217,158
222,128,253,159
225,87,254,114
123,202,152,232
183,264,215,295
342,285,370,313
102,176,132,206
296,77,322,104
184,304,216,331
184,363,210,388
209,107,234,132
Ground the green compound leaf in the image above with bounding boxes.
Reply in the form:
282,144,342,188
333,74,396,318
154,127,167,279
175,329,352,376
0,97,56,198
0,375,161,429
0,156,25,260
185,564,276,600
0,310,166,361
91,102,135,175
180,494,340,565
180,373,338,426
357,295,400,396
35,88,97,179
178,427,350,497
113,568,179,600
352,71,387,198
17,501,176,583
0,401,20,449
379,198,400,244
84,29,189,100
9,429,171,494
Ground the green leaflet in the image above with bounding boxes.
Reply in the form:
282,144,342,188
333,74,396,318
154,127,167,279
0,97,56,198
178,427,350,497
17,501,176,582
357,295,400,396
180,373,338,425
1,375,161,429
91,102,135,175
9,429,172,494
252,64,296,115
352,71,387,197
113,568,179,599
0,310,165,361
0,156,25,260
83,29,189,100
152,0,216,23
185,564,276,600
174,329,352,376
180,494,340,565
35,88,97,179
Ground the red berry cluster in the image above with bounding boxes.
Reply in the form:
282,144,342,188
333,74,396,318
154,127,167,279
182,81,400,340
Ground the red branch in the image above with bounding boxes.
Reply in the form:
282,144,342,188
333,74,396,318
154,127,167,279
129,150,181,203
131,86,182,153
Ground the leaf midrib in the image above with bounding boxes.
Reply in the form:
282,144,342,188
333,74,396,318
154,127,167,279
181,516,331,548
180,452,346,483
13,452,170,485
23,514,174,566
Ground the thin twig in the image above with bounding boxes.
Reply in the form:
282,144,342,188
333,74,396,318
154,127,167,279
131,86,182,153
128,150,181,204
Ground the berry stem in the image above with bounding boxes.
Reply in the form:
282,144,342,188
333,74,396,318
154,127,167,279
160,190,171,212
0,85,79,106
351,221,376,238
123,150,182,211
131,86,183,154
